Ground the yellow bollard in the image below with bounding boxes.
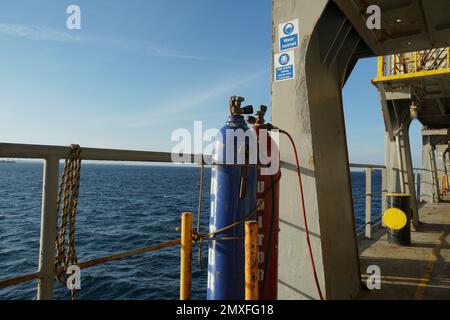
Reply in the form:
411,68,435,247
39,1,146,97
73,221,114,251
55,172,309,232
180,212,193,300
445,176,449,194
444,177,447,195
245,221,259,300
441,177,448,195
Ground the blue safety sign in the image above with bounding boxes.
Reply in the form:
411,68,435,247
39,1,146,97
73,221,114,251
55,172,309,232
279,19,299,51
274,51,295,82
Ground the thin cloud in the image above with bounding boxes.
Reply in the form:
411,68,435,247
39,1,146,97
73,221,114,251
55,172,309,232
121,69,269,128
0,23,83,42
0,22,212,60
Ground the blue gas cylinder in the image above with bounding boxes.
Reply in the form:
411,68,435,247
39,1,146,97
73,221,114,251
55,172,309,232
207,99,257,300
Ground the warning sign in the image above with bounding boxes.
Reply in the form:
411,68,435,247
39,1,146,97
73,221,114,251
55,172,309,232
279,19,299,51
274,51,295,82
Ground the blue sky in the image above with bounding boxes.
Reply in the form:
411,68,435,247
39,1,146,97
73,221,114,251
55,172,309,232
0,0,423,166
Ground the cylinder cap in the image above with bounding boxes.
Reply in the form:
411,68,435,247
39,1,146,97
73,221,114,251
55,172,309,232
386,193,412,197
383,208,408,230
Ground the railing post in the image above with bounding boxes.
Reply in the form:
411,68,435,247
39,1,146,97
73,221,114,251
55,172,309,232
365,168,372,239
415,170,419,201
396,134,406,194
245,221,258,300
180,212,193,300
447,47,450,68
37,157,59,300
414,52,418,72
381,168,387,218
377,56,385,78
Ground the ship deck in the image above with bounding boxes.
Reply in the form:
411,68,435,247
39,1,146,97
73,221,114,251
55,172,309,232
358,198,450,300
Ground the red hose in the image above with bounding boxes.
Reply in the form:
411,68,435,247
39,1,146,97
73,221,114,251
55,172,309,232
281,130,324,300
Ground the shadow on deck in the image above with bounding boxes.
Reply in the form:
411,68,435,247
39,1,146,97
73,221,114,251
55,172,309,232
358,200,450,300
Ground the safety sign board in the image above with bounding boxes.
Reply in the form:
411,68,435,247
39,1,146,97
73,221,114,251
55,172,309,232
274,51,295,82
279,19,299,51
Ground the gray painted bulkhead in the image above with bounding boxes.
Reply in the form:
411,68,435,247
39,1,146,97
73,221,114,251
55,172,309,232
272,0,363,300
271,0,450,300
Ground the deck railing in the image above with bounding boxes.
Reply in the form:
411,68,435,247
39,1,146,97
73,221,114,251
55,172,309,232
374,47,450,82
0,142,410,299
351,165,424,240
350,164,388,240
0,143,208,300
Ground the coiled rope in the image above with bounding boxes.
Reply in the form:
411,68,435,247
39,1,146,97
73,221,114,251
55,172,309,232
54,144,82,300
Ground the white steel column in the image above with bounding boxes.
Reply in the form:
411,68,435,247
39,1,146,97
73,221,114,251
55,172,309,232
37,157,59,300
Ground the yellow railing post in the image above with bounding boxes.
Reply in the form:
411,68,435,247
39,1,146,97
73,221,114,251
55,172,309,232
414,52,418,72
447,48,450,68
245,221,259,300
377,56,385,78
180,212,193,300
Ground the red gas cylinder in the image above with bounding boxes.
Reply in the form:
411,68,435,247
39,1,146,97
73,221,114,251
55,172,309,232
249,106,281,300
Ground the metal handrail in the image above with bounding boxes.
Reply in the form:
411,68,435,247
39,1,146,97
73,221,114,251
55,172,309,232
379,48,450,78
0,142,210,163
349,163,386,169
356,217,382,235
353,191,384,201
349,165,388,240
0,239,181,290
1,143,387,168
374,48,450,83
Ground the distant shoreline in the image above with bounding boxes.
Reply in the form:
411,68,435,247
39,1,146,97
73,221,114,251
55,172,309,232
0,160,385,172
0,160,16,164
0,159,201,168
